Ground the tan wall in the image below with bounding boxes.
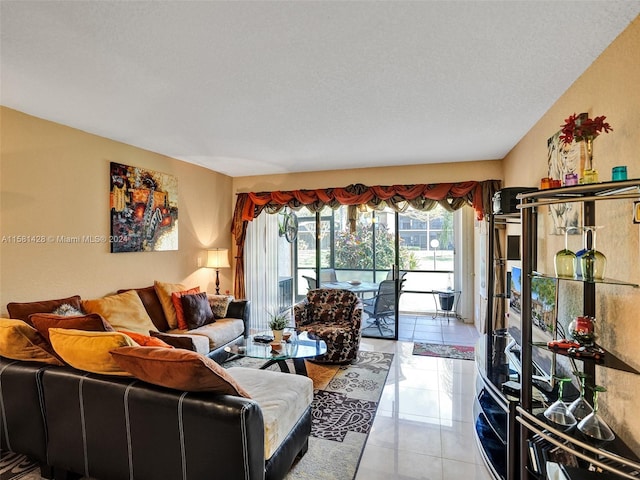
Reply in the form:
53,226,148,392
503,16,640,449
0,108,234,314
233,160,503,193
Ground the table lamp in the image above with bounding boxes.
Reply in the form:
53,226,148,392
207,248,230,294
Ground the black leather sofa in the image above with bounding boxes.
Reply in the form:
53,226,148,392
0,357,311,480
0,359,53,478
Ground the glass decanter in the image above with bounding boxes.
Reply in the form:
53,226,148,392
580,226,606,281
543,377,577,430
554,227,577,278
577,385,615,443
568,371,593,422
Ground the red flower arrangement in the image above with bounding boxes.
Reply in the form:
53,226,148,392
559,113,612,144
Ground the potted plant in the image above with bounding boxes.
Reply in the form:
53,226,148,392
268,309,289,343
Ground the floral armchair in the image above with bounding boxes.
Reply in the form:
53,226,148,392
293,289,362,364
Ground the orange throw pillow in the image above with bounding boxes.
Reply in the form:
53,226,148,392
118,330,173,348
110,346,251,396
172,287,201,330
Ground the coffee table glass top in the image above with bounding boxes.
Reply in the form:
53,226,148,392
225,330,327,361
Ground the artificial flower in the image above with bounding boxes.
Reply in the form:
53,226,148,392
559,113,612,144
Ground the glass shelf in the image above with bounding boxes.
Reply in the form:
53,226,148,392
532,271,639,288
518,179,640,202
532,342,640,375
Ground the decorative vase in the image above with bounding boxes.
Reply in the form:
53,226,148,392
581,137,598,184
569,315,596,346
272,329,283,343
580,226,606,281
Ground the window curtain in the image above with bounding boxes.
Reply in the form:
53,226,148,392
244,212,280,331
231,180,500,297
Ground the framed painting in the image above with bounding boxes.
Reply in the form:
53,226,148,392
110,162,178,252
547,116,585,235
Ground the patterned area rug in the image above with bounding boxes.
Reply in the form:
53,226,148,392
0,452,37,480
412,342,475,360
225,350,393,479
1,350,393,480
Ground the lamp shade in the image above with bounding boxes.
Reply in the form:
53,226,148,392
207,249,230,269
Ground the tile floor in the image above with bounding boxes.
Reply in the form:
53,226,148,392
356,314,493,480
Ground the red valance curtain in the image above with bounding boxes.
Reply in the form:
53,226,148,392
231,180,500,297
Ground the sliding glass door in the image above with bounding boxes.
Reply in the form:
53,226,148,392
294,205,400,339
246,203,456,337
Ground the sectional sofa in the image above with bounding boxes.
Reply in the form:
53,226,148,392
0,286,313,480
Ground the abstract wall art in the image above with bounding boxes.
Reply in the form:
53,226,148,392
110,162,178,252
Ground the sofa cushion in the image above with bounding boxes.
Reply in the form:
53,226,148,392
227,367,313,459
7,295,83,326
171,287,201,330
149,331,210,354
30,313,114,343
0,318,64,365
118,330,173,348
82,290,157,335
183,318,245,350
49,328,137,376
181,292,215,330
117,286,169,332
110,346,251,397
154,281,186,330
207,294,234,319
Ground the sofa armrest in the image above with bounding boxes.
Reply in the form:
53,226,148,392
226,300,250,335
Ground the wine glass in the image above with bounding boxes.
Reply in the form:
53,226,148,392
544,377,577,430
577,385,615,443
554,227,577,278
580,226,606,281
568,371,593,422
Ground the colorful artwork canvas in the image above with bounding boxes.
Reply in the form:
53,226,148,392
110,162,178,252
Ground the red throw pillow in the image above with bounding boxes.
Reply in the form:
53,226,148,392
171,287,201,330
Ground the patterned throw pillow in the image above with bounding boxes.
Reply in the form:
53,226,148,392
207,294,234,319
51,303,85,316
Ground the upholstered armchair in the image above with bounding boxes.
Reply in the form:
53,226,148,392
294,289,362,364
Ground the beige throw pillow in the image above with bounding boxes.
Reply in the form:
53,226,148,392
82,290,157,335
154,281,186,329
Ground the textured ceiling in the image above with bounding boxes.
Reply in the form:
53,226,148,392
1,1,639,177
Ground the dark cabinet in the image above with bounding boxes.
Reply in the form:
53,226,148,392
474,332,520,480
474,212,521,480
516,180,640,479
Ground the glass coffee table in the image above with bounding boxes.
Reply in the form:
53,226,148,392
224,330,327,376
